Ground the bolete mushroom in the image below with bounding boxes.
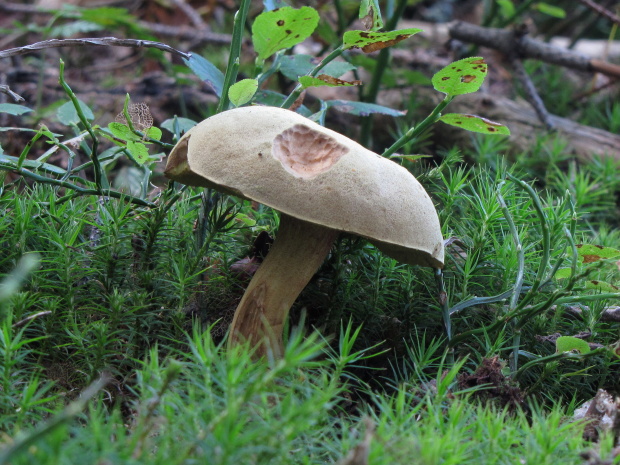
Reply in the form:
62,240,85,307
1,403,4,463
165,106,444,358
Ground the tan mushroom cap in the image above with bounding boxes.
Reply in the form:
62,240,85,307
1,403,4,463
165,106,444,268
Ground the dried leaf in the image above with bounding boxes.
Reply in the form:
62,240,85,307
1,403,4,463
343,28,422,53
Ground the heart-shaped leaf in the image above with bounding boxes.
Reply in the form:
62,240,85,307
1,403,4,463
108,122,141,142
144,126,162,141
228,79,259,107
126,141,150,165
432,57,488,96
57,99,94,125
343,28,422,53
161,117,197,135
299,75,362,89
556,336,590,354
252,6,319,61
439,113,510,135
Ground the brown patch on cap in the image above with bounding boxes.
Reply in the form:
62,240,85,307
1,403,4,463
272,124,349,179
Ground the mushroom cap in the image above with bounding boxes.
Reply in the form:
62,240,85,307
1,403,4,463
165,106,444,268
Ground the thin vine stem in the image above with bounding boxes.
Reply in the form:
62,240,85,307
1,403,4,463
217,0,251,113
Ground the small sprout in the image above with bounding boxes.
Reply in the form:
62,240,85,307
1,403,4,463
228,79,259,107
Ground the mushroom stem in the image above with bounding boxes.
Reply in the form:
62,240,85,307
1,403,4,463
228,213,339,359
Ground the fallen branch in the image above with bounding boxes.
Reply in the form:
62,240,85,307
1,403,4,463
0,84,24,103
0,37,191,61
449,21,620,80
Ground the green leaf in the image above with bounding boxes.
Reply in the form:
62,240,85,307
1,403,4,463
343,28,422,53
585,280,619,292
554,268,571,280
360,0,383,31
57,99,94,125
228,79,259,107
161,117,196,135
108,122,141,142
432,57,488,96
576,244,620,264
556,336,590,354
299,75,362,89
126,141,150,165
252,6,319,61
279,55,356,80
439,113,510,135
325,100,406,117
0,103,32,115
496,0,515,17
534,2,566,18
184,54,224,97
145,126,162,141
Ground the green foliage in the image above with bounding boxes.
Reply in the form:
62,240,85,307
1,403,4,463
2,0,620,461
432,57,488,96
439,114,511,135
342,28,422,52
556,336,590,354
251,6,320,61
228,78,259,107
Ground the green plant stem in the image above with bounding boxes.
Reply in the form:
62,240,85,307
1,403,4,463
58,59,105,190
217,0,251,113
496,182,525,374
4,164,156,207
281,45,345,109
382,96,453,157
434,268,454,366
359,0,409,147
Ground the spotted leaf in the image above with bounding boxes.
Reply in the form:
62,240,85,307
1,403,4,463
432,57,488,96
439,113,510,135
252,6,319,61
576,244,620,264
299,74,362,89
343,28,422,53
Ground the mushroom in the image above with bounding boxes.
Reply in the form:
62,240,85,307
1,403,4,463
165,106,444,358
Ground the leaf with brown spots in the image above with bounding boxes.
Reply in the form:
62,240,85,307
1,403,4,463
439,113,510,135
432,56,488,96
576,244,620,263
252,6,319,61
299,74,363,89
343,28,422,53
